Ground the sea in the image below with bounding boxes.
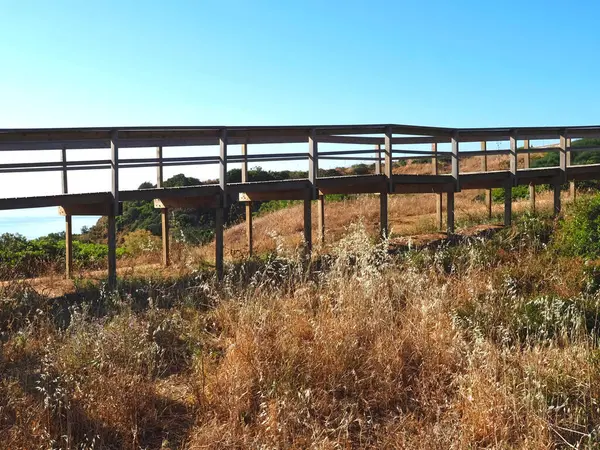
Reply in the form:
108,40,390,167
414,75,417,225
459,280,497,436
0,208,100,239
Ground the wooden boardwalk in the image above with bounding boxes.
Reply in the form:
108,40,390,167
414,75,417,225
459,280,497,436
1,124,599,287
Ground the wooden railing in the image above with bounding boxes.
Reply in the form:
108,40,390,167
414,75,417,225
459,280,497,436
2,123,600,287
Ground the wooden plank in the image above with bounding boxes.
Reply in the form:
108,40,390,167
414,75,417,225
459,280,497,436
393,184,455,194
460,171,512,189
120,184,221,202
153,195,220,209
238,190,309,201
317,135,383,145
59,203,117,216
375,144,382,174
228,179,311,194
391,136,450,145
0,192,112,210
317,174,387,194
393,174,454,184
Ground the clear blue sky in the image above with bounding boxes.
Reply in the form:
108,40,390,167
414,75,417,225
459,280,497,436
1,0,599,236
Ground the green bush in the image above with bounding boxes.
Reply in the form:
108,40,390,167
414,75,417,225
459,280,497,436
0,232,126,278
554,195,600,258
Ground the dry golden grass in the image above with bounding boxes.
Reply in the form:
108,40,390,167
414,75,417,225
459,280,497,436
2,217,600,448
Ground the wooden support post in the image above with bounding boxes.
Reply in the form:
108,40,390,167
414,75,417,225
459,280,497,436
108,132,119,290
451,132,460,191
156,146,170,267
481,141,492,219
375,144,382,175
384,126,393,189
504,180,512,227
107,214,117,289
303,194,312,255
241,142,253,256
61,146,72,279
447,191,455,234
432,143,443,230
65,215,73,279
567,138,576,200
553,183,562,216
216,129,227,280
318,193,325,246
245,202,253,257
379,191,388,239
161,209,169,266
215,205,224,280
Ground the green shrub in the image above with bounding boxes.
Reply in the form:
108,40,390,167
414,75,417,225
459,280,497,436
554,195,600,258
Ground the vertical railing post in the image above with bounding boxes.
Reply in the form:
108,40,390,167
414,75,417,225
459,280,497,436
432,142,443,230
241,141,253,257
559,132,568,178
308,129,318,194
156,146,169,267
61,146,72,279
384,126,393,187
555,132,568,216
108,131,119,290
567,137,575,200
215,129,227,280
509,132,518,182
375,144,382,175
523,139,535,212
451,131,460,191
481,141,492,219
